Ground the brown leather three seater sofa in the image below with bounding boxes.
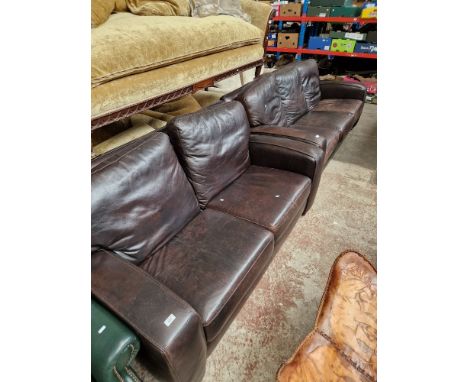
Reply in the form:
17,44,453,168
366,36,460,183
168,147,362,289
91,60,366,382
222,60,366,163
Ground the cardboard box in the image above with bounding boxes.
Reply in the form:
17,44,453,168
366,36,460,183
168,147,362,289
330,6,362,17
330,31,347,39
366,30,377,43
277,33,299,49
354,42,377,53
361,6,377,18
344,32,367,41
307,6,331,17
330,39,356,52
308,37,332,50
280,3,302,17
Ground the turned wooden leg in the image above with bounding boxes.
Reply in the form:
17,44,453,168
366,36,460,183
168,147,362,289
255,65,262,77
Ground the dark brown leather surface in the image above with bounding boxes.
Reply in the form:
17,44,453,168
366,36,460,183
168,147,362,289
319,80,367,102
292,124,341,162
140,208,274,343
165,101,250,208
294,110,354,139
92,250,207,382
208,165,310,244
91,130,154,171
238,72,286,127
313,98,364,126
277,251,377,382
91,132,200,263
251,126,327,152
249,134,324,213
294,60,321,110
273,64,309,125
236,60,322,127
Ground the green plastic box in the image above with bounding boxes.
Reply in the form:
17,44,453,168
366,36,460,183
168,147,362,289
330,31,347,39
330,39,356,53
307,6,331,17
330,6,362,17
310,0,353,6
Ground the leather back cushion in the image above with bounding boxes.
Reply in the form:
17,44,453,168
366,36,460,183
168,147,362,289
295,60,321,110
91,132,200,263
238,60,320,126
274,65,308,125
165,101,250,208
238,73,286,127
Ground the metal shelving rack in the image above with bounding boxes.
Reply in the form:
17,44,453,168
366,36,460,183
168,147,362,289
268,3,377,60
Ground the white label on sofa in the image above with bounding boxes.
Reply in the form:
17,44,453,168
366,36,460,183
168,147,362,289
164,314,176,327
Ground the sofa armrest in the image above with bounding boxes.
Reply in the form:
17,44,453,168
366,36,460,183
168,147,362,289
249,134,324,213
92,250,207,382
241,0,274,33
251,126,327,153
91,299,142,382
320,80,367,101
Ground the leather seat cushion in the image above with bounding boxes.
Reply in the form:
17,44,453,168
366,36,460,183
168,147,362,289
250,126,327,152
207,165,311,245
292,124,340,162
294,110,354,139
92,12,263,86
140,208,274,343
313,99,364,125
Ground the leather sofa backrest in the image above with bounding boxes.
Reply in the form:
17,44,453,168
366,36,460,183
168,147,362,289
237,72,285,127
274,64,309,125
165,101,250,208
236,60,321,126
91,132,200,263
294,60,321,111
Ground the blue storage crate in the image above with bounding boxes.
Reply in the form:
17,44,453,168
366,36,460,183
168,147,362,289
308,37,332,51
354,42,377,54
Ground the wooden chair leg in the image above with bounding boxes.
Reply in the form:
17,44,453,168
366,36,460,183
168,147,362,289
255,65,262,77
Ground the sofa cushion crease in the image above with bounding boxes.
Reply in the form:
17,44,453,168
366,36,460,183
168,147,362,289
140,208,275,343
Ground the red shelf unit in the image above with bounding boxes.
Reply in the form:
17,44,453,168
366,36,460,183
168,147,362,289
266,47,377,59
272,15,377,24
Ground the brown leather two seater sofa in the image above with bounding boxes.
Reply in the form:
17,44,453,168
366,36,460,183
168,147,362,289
92,101,324,382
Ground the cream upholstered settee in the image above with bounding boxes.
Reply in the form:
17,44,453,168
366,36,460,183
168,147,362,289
91,0,272,130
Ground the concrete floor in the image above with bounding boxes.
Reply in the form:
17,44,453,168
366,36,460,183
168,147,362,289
134,72,377,381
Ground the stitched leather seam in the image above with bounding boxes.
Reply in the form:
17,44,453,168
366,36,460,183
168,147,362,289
250,141,318,161
125,367,140,382
127,343,138,364
113,366,125,382
251,130,324,150
91,138,158,175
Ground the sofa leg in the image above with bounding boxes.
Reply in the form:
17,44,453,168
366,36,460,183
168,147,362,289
255,65,262,78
